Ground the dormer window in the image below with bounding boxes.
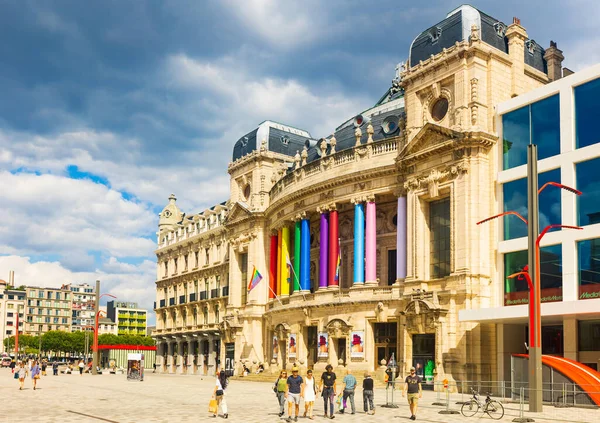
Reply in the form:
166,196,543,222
241,136,248,147
429,27,442,43
281,136,289,145
525,40,536,55
493,22,506,38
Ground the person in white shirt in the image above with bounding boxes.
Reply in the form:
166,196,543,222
211,370,229,419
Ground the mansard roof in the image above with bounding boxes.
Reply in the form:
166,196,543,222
232,121,312,161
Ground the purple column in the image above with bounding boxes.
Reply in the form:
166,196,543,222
396,196,407,281
365,201,377,283
319,213,329,289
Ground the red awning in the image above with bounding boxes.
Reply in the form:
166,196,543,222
98,345,156,351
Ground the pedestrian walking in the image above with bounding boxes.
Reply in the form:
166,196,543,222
402,366,422,420
286,366,303,422
362,372,375,415
302,369,316,420
340,368,357,414
31,360,41,390
319,364,337,419
211,370,229,419
41,360,47,376
78,360,84,376
274,370,288,417
52,361,58,376
10,359,16,374
17,362,28,390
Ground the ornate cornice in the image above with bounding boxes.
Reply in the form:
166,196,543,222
403,162,467,196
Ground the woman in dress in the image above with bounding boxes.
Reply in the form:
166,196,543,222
17,362,28,390
212,370,229,419
31,360,41,390
303,369,317,420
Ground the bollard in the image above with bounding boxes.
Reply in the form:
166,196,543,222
456,380,466,404
433,380,446,406
438,381,459,415
513,387,535,422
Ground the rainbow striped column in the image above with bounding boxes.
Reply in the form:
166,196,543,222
281,226,290,296
365,201,376,283
277,229,282,295
397,196,407,281
328,209,339,287
269,234,278,298
353,202,365,284
293,221,301,293
319,213,329,289
300,218,311,291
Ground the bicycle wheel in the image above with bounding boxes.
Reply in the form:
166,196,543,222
486,400,504,420
461,400,479,417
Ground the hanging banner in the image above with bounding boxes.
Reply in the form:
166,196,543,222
318,332,328,358
289,333,297,358
127,353,144,382
350,331,364,358
272,336,279,360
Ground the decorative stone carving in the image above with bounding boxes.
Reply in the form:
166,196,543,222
326,318,351,337
329,134,337,154
301,146,308,166
260,139,267,152
320,138,328,157
403,163,467,194
354,127,362,146
293,200,305,211
294,150,301,169
319,190,334,201
470,24,480,42
366,122,374,144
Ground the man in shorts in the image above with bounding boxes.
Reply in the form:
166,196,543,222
286,366,304,422
402,366,422,420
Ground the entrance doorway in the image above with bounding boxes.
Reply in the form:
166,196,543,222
337,338,347,365
374,322,398,366
307,327,318,368
201,340,209,375
412,334,435,386
225,343,235,376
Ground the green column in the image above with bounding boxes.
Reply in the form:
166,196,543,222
294,221,301,293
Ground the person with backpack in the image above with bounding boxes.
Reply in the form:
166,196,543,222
319,364,337,419
211,370,229,419
274,370,288,417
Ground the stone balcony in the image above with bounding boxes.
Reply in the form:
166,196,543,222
269,137,401,206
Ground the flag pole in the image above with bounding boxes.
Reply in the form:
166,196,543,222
267,284,284,307
288,264,306,301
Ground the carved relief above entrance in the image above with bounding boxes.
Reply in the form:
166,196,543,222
326,318,352,338
274,322,291,340
401,291,446,334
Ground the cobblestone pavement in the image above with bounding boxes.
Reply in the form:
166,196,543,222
1,369,598,423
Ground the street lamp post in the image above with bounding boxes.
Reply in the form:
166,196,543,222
92,280,116,375
477,144,582,412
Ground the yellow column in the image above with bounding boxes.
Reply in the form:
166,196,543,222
281,226,290,296
277,229,282,295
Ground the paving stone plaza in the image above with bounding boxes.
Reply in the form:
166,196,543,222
1,369,598,423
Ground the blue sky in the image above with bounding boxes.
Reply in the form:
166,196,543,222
1,0,598,322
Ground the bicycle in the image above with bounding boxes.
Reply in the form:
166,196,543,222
461,389,504,420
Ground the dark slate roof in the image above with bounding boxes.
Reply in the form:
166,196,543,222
268,127,307,158
524,40,547,74
409,5,546,74
232,128,258,161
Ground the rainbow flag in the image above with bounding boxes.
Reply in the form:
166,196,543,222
247,266,263,292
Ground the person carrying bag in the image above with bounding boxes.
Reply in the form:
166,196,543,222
274,370,288,417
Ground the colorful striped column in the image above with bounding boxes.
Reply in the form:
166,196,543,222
281,226,290,296
269,234,278,298
328,209,339,287
293,221,301,293
300,218,311,291
319,213,329,289
277,229,282,295
365,201,377,283
397,196,407,281
353,202,365,284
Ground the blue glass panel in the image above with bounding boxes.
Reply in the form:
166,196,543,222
502,105,529,170
503,169,561,240
576,157,600,226
504,244,562,305
578,238,600,299
531,95,560,160
575,77,600,149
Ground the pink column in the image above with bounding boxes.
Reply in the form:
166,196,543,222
365,200,377,283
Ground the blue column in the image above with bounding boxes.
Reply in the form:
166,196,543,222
353,203,365,284
300,218,311,291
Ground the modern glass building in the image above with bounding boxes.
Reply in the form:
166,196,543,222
461,63,600,378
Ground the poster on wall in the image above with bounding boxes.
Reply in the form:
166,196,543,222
350,331,364,358
272,336,278,360
127,353,144,382
317,332,328,358
289,333,297,359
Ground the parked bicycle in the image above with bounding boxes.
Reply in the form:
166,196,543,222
461,389,504,420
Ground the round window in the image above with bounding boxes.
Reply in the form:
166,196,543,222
243,185,251,199
431,97,449,122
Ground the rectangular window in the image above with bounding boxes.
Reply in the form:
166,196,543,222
578,320,600,351
502,94,560,170
240,253,249,305
504,244,562,306
387,249,397,286
503,168,561,240
429,198,451,279
576,158,600,226
575,77,600,149
577,237,600,299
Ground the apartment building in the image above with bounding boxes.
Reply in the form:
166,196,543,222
24,287,72,335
